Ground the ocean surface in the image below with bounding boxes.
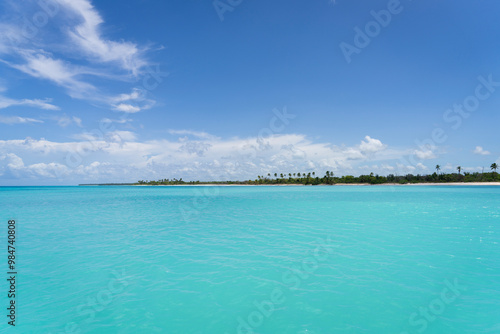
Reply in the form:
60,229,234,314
1,185,499,333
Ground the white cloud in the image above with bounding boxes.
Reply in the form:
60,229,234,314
57,0,147,75
359,136,386,153
396,163,416,173
55,115,83,127
473,146,490,156
71,130,137,142
332,136,388,161
112,88,143,103
4,153,24,170
113,103,141,113
6,53,97,100
0,116,43,125
168,129,218,140
73,117,82,127
110,88,155,113
27,162,69,178
108,130,137,142
416,163,427,170
414,149,436,160
343,147,365,160
0,94,59,110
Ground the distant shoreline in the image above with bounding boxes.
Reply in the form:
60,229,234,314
130,169,500,186
79,182,500,186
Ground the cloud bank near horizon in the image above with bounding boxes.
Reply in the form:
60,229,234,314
1,131,495,184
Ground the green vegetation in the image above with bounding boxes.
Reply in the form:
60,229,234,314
135,164,500,185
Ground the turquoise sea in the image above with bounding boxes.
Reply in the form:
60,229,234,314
1,185,499,333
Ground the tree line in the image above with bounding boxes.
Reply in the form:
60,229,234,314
136,163,499,185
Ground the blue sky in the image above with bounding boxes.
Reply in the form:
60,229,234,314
0,0,499,185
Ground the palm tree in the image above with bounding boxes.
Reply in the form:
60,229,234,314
274,173,277,178
457,166,462,175
435,165,440,174
491,163,498,174
293,173,296,177
312,172,315,177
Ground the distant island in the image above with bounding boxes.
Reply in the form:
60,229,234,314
80,164,500,186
